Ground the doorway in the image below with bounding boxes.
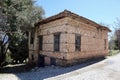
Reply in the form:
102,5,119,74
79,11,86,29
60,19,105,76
38,55,45,67
51,58,56,66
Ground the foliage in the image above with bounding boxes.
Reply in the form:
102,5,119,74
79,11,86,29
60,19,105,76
109,38,119,50
109,50,120,56
5,52,12,64
9,33,28,63
1,0,44,32
0,0,44,66
109,18,120,51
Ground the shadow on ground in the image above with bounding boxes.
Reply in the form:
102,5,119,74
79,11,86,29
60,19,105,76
0,64,34,73
0,58,105,80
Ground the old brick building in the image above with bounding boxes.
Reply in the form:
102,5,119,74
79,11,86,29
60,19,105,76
28,10,111,67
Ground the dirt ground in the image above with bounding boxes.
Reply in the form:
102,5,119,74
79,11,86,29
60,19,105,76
0,54,120,80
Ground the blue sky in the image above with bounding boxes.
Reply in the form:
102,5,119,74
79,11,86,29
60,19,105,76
35,0,120,31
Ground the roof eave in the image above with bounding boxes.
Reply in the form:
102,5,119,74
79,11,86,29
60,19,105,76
34,10,111,32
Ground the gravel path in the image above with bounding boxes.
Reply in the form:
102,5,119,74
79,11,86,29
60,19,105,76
0,54,120,80
46,54,120,80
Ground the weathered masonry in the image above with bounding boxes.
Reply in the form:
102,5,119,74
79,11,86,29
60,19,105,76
28,10,111,67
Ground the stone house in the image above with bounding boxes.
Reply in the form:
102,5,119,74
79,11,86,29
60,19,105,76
28,10,111,67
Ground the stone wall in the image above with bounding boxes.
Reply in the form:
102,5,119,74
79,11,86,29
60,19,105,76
29,17,109,66
65,18,108,61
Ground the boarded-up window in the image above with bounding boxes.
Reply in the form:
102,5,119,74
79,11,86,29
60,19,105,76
38,35,43,50
54,33,60,51
75,34,81,51
104,39,107,50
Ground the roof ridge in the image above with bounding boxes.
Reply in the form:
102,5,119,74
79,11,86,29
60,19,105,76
35,10,111,32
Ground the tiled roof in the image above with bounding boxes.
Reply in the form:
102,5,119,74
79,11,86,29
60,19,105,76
35,10,111,32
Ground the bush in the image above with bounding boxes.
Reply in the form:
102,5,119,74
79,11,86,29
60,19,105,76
5,52,12,64
109,50,120,56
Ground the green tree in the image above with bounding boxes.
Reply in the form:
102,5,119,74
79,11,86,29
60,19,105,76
0,0,44,66
9,33,28,63
113,18,120,50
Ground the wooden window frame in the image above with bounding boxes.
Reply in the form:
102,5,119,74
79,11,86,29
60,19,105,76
104,39,107,50
38,35,43,51
30,31,34,44
54,33,60,52
75,34,81,51
31,54,34,60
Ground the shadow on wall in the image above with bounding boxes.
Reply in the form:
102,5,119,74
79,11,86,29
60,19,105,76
0,58,104,80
